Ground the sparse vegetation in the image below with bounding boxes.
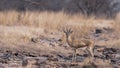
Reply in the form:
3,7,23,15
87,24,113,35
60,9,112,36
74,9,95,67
0,10,119,67
0,0,120,68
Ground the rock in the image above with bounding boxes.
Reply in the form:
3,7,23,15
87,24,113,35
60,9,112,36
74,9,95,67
31,37,38,43
103,48,118,54
111,59,117,64
0,58,8,63
95,29,103,34
114,54,120,59
47,56,58,61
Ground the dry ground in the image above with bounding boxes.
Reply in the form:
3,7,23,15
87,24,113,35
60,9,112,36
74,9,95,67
0,11,120,68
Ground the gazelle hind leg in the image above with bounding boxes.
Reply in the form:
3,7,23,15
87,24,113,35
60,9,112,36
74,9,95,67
72,52,75,62
74,49,77,62
89,47,94,57
86,47,94,63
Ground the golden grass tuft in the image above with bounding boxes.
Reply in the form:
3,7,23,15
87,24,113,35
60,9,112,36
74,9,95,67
114,13,120,34
0,10,19,25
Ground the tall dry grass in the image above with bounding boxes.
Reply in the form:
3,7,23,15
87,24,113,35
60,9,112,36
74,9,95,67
0,10,117,39
0,10,120,48
0,10,112,27
114,13,120,34
0,11,19,25
0,10,93,33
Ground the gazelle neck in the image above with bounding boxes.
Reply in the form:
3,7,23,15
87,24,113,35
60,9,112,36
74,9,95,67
66,35,72,45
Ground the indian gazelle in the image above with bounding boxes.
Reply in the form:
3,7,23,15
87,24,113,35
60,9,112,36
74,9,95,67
63,26,94,63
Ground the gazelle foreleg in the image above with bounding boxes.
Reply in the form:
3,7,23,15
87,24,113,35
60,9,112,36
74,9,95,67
72,49,77,63
86,47,94,63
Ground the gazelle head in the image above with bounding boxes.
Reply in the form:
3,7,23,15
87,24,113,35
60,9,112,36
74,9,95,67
63,26,73,38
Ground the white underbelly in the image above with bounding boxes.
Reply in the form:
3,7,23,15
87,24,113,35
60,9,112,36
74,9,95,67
79,47,87,50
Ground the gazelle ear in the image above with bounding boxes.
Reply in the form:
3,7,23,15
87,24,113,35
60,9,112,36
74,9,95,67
71,31,73,33
69,28,73,33
62,26,67,33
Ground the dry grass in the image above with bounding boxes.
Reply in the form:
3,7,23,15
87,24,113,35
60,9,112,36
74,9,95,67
107,14,120,48
113,13,120,34
0,10,114,28
0,10,119,47
0,10,120,68
0,10,95,38
0,11,19,25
